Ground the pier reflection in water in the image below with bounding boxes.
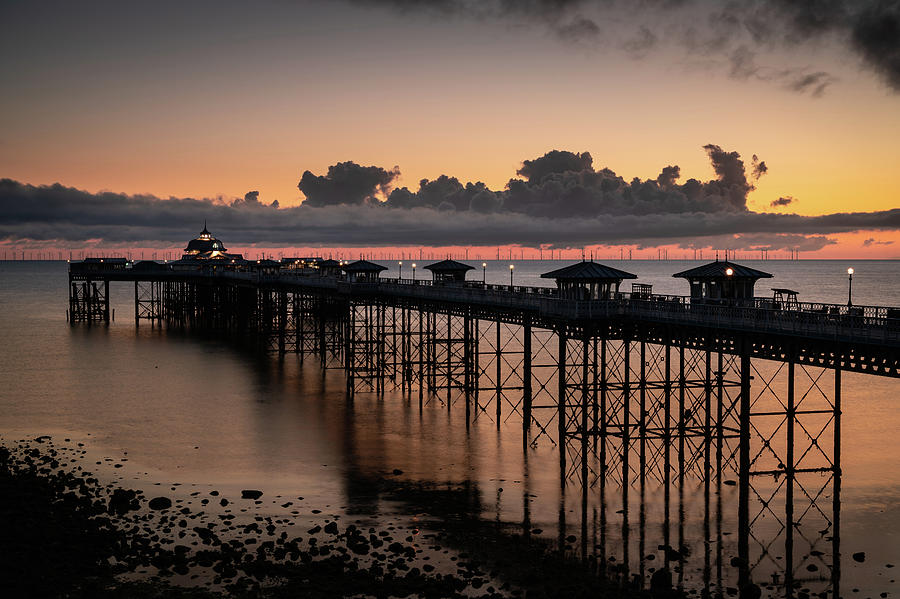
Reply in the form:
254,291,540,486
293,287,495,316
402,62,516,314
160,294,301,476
297,322,841,598
559,353,840,599
137,293,845,598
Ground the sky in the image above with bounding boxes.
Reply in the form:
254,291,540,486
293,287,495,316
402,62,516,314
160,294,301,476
1,0,899,258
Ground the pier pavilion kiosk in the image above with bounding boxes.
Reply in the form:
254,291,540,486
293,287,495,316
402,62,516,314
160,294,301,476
673,260,772,303
317,259,343,278
342,260,387,283
182,225,242,261
540,261,637,300
424,259,474,284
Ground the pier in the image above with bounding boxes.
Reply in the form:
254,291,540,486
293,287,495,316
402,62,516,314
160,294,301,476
65,232,900,598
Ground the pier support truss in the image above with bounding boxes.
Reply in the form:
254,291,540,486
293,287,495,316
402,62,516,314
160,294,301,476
68,278,109,324
134,281,162,326
556,354,842,598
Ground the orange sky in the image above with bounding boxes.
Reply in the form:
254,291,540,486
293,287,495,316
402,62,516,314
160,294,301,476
1,1,899,257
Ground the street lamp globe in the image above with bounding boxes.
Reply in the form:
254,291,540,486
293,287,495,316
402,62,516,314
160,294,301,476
847,267,854,307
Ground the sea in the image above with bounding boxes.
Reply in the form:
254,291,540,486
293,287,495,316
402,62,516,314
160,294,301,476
1,259,898,597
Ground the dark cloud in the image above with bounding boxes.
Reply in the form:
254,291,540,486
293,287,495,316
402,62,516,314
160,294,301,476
555,16,601,42
751,154,768,180
232,190,279,209
516,150,594,184
668,232,837,252
850,1,900,91
702,143,756,208
3,144,900,250
657,165,681,188
623,26,658,57
863,237,894,246
385,176,494,211
771,196,796,207
298,161,400,207
787,71,835,97
351,0,900,94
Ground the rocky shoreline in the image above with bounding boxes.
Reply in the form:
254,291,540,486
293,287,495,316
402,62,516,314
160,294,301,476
0,436,666,599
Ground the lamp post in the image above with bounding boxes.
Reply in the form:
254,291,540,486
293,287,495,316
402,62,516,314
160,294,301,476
509,264,514,288
847,267,854,307
398,261,402,280
482,262,487,286
412,263,416,282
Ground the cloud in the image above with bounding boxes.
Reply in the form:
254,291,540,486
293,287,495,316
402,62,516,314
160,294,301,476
863,237,894,246
751,154,768,180
350,0,900,94
786,71,836,97
297,161,400,207
850,1,900,91
3,144,900,250
231,190,279,209
516,150,594,184
771,196,796,207
623,26,658,58
657,165,680,188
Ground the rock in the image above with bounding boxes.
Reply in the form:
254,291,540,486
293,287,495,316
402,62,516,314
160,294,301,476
650,567,672,592
740,582,762,599
148,497,172,510
853,552,866,563
241,490,263,500
108,488,140,515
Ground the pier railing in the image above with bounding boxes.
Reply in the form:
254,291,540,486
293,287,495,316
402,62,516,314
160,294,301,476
71,265,900,346
258,272,900,345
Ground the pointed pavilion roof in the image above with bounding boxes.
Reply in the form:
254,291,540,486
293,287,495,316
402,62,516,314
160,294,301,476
672,260,772,279
184,224,226,254
424,259,475,273
541,261,637,281
342,259,388,273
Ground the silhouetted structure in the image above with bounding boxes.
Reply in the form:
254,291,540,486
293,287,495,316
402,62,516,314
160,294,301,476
180,224,243,262
70,257,127,273
424,259,474,283
281,257,321,271
251,259,281,275
317,259,343,277
772,288,800,310
540,261,637,300
342,260,387,282
673,260,772,301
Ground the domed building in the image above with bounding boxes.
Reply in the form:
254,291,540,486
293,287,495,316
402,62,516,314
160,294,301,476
180,224,243,261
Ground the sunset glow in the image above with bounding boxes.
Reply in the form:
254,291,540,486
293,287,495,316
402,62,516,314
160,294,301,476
2,1,899,257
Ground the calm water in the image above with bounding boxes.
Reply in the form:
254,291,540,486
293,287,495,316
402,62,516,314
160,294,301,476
1,260,898,597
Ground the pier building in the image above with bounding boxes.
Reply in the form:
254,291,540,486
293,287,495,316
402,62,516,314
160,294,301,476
424,259,474,283
540,260,637,300
673,260,772,302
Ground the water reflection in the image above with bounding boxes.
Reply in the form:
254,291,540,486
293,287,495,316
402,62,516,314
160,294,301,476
53,313,847,598
289,348,843,598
